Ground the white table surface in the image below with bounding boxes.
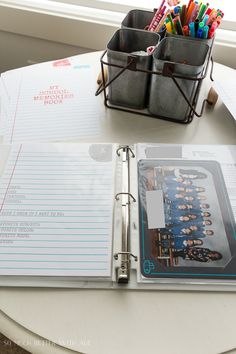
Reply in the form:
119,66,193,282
0,51,236,354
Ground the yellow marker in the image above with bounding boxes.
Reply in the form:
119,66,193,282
165,21,173,33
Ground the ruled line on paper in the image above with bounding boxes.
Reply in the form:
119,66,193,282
0,145,22,212
1,66,103,143
0,143,116,277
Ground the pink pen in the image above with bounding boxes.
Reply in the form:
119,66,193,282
206,12,217,25
150,6,166,31
148,0,165,30
211,21,218,30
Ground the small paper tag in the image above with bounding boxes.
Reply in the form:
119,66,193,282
146,190,165,229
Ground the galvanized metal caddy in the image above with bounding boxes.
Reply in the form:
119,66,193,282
96,9,214,124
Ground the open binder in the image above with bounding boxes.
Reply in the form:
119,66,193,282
0,143,235,291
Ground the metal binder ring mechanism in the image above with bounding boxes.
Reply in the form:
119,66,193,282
115,192,136,203
116,146,135,158
114,252,138,261
114,146,138,284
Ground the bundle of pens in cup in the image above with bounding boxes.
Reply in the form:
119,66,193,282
103,0,223,122
146,0,224,39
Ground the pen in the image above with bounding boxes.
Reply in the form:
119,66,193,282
187,0,194,12
189,2,199,23
202,14,209,25
207,12,217,25
197,28,203,38
150,6,166,32
174,6,180,14
208,27,215,38
198,21,204,31
167,13,177,34
194,18,200,33
175,15,184,35
155,10,170,32
189,22,195,37
183,25,189,36
206,8,212,15
148,0,165,31
165,20,173,33
180,4,187,25
196,3,208,21
185,1,196,25
202,25,209,39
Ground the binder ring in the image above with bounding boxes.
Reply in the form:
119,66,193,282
115,192,136,202
114,252,138,262
116,146,135,158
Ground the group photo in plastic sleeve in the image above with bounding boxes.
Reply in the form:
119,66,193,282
138,159,236,280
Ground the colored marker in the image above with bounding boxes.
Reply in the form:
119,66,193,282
167,13,177,34
187,0,194,11
174,6,180,14
180,4,187,25
148,0,165,31
183,25,189,36
189,22,195,37
185,1,196,25
199,21,204,30
211,21,218,31
175,15,184,35
208,27,215,38
202,25,209,39
189,2,199,22
197,3,208,21
202,14,209,25
155,10,170,32
194,18,200,32
165,21,173,33
197,28,203,38
206,8,212,15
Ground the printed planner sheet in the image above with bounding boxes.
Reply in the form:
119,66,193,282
0,143,116,277
0,56,103,143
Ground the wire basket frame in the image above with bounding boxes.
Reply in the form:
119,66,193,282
96,43,215,124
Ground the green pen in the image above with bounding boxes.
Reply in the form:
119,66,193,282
167,13,177,35
199,21,204,30
197,4,207,21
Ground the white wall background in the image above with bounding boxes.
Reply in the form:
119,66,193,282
0,2,235,73
1,29,236,74
0,30,93,73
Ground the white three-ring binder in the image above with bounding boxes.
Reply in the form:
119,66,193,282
0,143,235,291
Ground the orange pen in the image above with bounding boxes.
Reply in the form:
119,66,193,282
185,1,196,26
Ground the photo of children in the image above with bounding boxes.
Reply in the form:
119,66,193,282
138,159,236,279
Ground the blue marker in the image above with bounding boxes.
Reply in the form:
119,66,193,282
203,25,209,39
197,29,203,38
174,6,180,14
189,22,195,37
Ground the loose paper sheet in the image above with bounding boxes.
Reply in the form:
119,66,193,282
0,56,103,143
0,143,116,277
214,73,236,121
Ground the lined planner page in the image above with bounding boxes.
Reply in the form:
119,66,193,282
0,143,116,277
2,62,103,143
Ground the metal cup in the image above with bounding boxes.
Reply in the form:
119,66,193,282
148,36,210,120
107,28,160,109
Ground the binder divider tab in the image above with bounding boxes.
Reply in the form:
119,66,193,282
114,146,138,284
